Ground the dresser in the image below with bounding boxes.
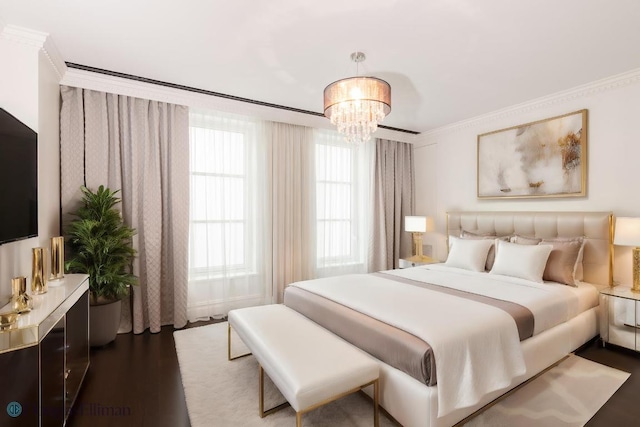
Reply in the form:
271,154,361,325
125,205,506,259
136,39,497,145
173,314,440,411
0,274,89,426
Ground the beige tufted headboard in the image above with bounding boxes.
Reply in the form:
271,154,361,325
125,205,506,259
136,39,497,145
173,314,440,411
447,211,613,286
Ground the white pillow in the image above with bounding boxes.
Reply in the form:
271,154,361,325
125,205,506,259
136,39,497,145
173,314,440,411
490,240,553,282
445,237,494,272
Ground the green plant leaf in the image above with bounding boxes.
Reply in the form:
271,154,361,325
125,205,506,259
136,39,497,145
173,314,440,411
65,185,138,302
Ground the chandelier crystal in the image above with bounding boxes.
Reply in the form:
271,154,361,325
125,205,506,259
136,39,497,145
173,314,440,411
323,52,391,144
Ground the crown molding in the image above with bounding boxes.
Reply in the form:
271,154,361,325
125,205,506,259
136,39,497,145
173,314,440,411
61,67,417,144
41,35,66,80
0,24,66,80
417,67,640,143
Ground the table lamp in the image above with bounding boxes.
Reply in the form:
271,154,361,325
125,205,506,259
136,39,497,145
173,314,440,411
405,216,435,263
614,216,640,292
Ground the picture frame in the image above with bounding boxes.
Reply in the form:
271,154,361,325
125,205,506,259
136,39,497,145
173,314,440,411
477,109,587,199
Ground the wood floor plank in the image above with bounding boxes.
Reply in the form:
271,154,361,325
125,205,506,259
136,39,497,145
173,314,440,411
65,320,219,427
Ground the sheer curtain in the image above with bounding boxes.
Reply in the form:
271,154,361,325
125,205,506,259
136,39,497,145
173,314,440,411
314,129,374,277
264,121,316,302
186,110,380,318
187,111,271,321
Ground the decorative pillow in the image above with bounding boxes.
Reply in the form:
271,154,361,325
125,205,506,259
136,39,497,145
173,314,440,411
510,235,542,245
445,237,494,272
490,240,553,283
575,242,585,281
461,229,494,237
553,237,584,281
460,230,510,271
541,236,584,286
539,239,583,286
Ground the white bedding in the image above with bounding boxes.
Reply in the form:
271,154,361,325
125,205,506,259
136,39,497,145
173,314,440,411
388,264,599,335
289,264,598,418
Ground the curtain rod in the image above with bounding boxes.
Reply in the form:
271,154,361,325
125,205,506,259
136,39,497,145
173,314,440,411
65,63,419,135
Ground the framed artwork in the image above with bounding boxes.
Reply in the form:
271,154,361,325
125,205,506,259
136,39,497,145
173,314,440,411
477,109,587,199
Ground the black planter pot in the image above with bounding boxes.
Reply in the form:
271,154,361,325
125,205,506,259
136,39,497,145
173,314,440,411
89,299,122,347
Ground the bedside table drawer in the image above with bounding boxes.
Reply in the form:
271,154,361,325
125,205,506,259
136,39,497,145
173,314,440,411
398,258,438,269
600,286,640,351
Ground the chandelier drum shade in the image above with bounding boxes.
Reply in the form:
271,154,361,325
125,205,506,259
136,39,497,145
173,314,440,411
323,52,391,144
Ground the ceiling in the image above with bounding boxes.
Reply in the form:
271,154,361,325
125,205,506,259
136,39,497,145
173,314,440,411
2,0,640,133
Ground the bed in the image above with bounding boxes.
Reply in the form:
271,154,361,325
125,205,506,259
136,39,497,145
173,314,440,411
283,211,613,427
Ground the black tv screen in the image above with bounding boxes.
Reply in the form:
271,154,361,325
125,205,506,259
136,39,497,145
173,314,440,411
0,108,38,245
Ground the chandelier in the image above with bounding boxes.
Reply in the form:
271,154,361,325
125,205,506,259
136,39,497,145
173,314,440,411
323,52,391,144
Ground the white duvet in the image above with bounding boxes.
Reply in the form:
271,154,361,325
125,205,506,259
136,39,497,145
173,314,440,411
289,264,598,418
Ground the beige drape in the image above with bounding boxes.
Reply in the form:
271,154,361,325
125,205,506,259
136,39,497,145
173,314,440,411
264,122,315,302
370,138,415,271
60,85,189,334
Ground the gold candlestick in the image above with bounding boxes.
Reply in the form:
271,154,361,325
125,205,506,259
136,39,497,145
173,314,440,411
12,276,33,314
50,236,65,281
32,247,47,294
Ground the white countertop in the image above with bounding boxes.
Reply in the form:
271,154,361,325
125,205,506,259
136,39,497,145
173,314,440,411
0,274,89,353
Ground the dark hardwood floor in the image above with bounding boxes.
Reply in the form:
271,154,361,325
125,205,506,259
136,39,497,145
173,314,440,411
66,325,639,427
577,341,640,426
66,320,219,427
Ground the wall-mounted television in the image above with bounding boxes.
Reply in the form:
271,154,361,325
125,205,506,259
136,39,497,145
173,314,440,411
0,108,38,245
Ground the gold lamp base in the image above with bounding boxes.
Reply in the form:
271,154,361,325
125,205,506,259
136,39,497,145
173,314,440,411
405,255,436,264
409,232,435,263
632,247,640,293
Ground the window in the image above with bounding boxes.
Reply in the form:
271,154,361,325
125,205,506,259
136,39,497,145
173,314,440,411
190,126,246,277
316,142,354,264
188,113,263,282
186,112,373,320
314,130,372,273
187,111,270,320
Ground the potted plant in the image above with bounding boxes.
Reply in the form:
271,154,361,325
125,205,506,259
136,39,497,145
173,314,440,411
66,185,138,347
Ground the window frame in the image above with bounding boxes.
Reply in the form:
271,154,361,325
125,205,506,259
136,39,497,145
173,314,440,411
188,123,258,280
315,137,362,267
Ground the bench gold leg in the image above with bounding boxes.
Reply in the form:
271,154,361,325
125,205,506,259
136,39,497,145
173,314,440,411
258,362,378,427
294,378,379,425
259,364,290,417
227,323,232,361
259,364,265,417
228,323,251,361
373,378,379,427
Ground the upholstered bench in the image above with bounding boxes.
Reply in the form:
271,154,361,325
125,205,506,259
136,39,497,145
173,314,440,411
228,304,380,426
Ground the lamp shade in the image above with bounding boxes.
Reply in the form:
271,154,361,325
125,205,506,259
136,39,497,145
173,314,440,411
614,217,640,246
323,77,391,116
405,216,434,233
323,52,391,144
323,76,391,144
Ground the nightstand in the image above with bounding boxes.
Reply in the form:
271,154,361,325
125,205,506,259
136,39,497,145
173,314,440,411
398,257,439,269
600,285,640,351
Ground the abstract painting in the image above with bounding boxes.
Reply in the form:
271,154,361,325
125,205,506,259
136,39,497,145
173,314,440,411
477,110,587,199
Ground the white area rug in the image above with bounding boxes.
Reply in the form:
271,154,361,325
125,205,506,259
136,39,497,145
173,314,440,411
466,354,629,427
174,322,629,427
174,321,393,427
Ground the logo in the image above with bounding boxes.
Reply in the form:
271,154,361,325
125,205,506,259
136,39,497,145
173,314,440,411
7,401,22,417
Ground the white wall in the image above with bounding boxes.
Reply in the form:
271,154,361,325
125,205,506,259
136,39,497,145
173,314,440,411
0,27,61,303
413,69,640,284
38,50,62,243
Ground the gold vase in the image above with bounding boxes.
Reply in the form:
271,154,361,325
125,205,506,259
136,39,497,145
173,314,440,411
32,247,47,294
12,276,32,314
50,236,65,281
